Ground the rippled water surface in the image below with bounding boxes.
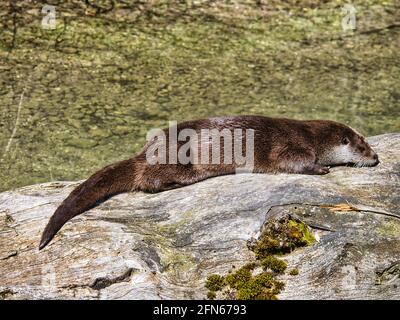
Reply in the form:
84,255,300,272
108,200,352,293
0,1,399,191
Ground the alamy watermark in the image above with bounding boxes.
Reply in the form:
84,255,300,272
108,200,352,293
41,5,56,29
145,121,255,173
341,4,357,32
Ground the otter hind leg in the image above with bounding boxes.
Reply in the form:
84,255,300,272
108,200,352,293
168,165,228,186
138,164,226,193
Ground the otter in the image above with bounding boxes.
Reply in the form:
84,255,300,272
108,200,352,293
39,116,379,250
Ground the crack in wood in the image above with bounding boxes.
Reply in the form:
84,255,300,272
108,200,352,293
90,268,136,290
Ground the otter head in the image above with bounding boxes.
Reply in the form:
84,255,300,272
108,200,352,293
319,124,379,167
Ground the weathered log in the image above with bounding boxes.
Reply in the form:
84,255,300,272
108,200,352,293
0,133,399,299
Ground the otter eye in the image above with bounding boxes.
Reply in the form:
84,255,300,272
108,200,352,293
342,137,350,145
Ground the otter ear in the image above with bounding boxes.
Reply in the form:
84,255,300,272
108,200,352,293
342,137,350,145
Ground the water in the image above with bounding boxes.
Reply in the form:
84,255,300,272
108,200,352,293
0,1,399,191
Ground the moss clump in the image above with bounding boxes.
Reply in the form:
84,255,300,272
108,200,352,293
253,217,315,258
206,266,284,300
260,255,287,274
207,291,216,300
252,236,281,259
205,217,313,299
235,272,283,300
287,220,315,246
225,264,256,289
205,274,225,292
289,268,299,276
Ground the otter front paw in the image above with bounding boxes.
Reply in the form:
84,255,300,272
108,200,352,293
305,164,330,175
313,164,330,175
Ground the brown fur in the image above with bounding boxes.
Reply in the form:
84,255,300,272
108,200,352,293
39,116,379,249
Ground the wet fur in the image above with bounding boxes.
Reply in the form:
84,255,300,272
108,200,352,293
39,115,379,249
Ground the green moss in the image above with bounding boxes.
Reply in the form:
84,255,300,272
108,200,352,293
253,217,315,258
206,263,285,300
377,221,400,238
235,272,272,300
260,255,287,274
207,291,216,300
289,268,299,276
236,272,283,300
205,274,225,292
205,216,314,299
287,220,316,246
160,250,197,275
225,264,255,289
253,236,281,259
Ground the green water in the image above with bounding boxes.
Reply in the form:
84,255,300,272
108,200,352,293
0,1,399,192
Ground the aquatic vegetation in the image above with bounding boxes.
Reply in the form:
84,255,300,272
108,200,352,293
0,1,399,191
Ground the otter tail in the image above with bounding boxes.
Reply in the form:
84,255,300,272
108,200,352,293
39,158,138,250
